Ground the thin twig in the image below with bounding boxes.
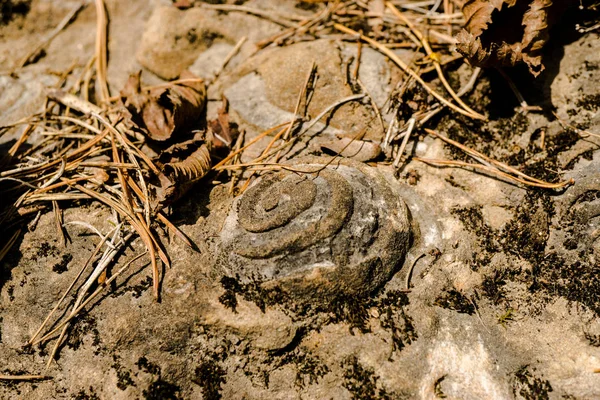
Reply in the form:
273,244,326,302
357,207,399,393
16,2,86,69
94,0,110,102
0,374,48,381
334,23,485,120
386,2,485,120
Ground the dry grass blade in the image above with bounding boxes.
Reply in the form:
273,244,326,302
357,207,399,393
28,223,119,345
72,183,164,299
156,212,194,249
94,0,110,102
212,121,292,170
420,129,574,189
16,2,86,69
33,251,148,347
552,112,600,140
251,93,367,164
0,374,49,381
0,229,21,263
425,128,561,185
33,252,148,344
334,23,485,120
200,3,301,27
385,2,485,120
414,158,572,189
9,124,35,156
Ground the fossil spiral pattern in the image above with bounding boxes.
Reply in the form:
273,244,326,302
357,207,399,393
219,157,412,300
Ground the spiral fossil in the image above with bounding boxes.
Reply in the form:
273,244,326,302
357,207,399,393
219,157,412,300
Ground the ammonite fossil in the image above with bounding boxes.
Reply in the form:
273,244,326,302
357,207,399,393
219,157,412,301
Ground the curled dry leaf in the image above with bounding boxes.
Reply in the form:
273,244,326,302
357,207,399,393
120,70,207,141
455,0,568,76
150,132,212,211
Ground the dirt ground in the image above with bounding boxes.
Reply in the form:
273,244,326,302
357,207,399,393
1,1,600,399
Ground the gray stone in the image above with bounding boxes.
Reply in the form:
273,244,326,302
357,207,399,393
218,157,412,301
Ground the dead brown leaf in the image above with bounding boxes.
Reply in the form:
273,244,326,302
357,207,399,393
455,0,568,76
150,132,212,211
208,97,240,151
120,70,206,141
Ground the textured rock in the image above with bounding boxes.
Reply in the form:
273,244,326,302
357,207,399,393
223,40,396,141
219,157,412,301
137,6,233,80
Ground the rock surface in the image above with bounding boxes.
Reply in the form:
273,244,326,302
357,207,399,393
0,1,600,399
219,157,412,302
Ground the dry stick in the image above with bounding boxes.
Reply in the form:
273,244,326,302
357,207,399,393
385,2,484,120
237,125,289,194
201,4,301,27
393,117,416,168
263,126,290,155
415,158,572,189
1,130,109,178
334,23,484,120
16,2,86,69
253,93,367,164
54,59,79,90
424,128,563,185
40,158,66,189
32,176,90,195
229,130,245,194
77,161,138,169
256,3,334,49
52,200,67,247
34,251,148,347
73,184,162,299
105,78,208,103
121,177,191,250
110,132,135,216
93,113,160,175
419,67,481,126
353,36,362,81
215,36,247,80
156,212,194,249
0,229,21,263
357,78,385,137
0,374,48,381
82,56,96,103
28,227,116,345
495,67,541,111
25,193,91,203
405,252,426,290
54,116,103,135
72,55,96,95
94,0,110,102
46,230,134,369
216,162,330,174
212,122,292,170
552,111,600,140
275,62,317,163
48,90,103,115
237,125,288,193
9,124,35,157
92,114,156,227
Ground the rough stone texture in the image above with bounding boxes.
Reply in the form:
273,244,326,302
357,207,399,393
137,6,235,80
1,2,600,399
0,72,57,127
222,39,397,141
219,157,412,302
